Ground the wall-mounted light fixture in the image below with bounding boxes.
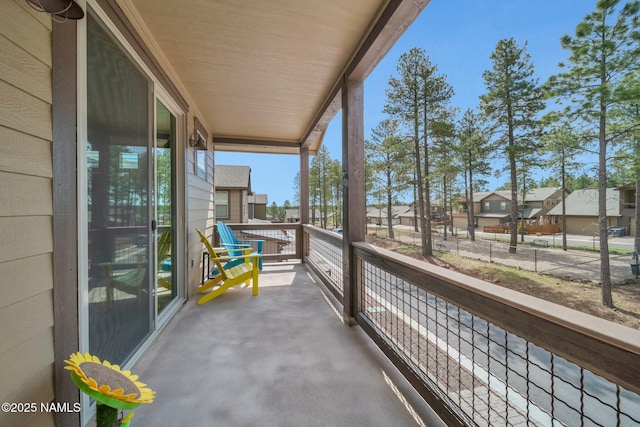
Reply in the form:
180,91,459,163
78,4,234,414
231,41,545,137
189,117,208,150
26,0,84,21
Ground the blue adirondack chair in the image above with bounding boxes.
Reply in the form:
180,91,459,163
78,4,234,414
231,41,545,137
217,222,264,270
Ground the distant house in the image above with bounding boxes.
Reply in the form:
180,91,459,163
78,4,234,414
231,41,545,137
367,206,411,225
214,165,252,223
518,187,567,223
248,193,268,220
474,191,512,228
547,188,621,235
285,208,323,223
617,183,637,237
452,187,567,229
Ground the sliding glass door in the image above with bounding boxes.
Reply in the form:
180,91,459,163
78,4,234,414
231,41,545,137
86,13,182,366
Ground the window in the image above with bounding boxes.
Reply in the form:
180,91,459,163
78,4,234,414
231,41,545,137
500,201,507,211
484,201,490,211
216,191,229,218
195,150,207,179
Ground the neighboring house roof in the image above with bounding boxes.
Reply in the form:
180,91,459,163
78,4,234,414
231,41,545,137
215,165,251,189
547,188,620,217
465,191,511,202
519,207,544,219
524,186,562,202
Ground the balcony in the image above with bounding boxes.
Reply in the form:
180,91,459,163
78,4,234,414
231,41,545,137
135,224,640,426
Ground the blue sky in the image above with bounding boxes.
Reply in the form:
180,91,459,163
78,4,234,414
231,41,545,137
217,1,598,206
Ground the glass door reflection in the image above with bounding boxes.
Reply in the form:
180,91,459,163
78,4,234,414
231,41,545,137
155,100,177,313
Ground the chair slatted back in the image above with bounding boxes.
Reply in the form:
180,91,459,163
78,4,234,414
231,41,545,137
196,229,229,281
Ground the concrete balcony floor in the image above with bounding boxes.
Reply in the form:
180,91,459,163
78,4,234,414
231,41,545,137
132,262,443,427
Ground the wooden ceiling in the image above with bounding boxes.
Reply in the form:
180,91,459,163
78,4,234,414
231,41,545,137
124,0,429,154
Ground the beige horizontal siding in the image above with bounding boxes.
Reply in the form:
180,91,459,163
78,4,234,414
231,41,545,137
0,1,51,67
0,171,52,216
0,216,53,263
0,3,55,426
0,326,54,402
0,34,52,103
0,254,53,310
0,126,52,177
0,80,52,141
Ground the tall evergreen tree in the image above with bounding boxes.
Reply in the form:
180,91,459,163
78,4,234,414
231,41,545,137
541,116,582,250
480,38,545,254
384,47,430,256
366,118,412,239
385,48,453,256
544,0,640,307
457,109,492,241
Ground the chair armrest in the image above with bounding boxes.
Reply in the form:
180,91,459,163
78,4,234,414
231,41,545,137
221,243,252,248
214,253,263,262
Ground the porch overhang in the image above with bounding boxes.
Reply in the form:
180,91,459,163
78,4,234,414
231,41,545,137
123,0,430,155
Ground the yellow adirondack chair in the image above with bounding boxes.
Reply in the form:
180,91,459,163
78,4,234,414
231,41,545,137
196,229,261,305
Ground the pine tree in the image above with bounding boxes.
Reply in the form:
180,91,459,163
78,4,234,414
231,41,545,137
480,38,545,254
366,118,412,239
541,116,582,250
457,109,492,241
385,47,453,256
545,0,640,307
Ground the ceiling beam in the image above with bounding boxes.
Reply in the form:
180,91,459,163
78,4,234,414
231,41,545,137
213,136,301,155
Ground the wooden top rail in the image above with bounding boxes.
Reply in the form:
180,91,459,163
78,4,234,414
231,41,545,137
302,224,343,244
223,223,302,231
352,241,640,395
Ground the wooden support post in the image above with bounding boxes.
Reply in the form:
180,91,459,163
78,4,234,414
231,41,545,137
300,147,309,224
342,77,365,325
299,147,309,261
52,19,81,427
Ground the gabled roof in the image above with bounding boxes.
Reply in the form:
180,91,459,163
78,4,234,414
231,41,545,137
465,191,511,202
547,189,620,217
524,187,562,202
215,165,251,189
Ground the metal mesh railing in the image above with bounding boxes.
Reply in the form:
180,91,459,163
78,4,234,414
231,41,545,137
358,259,640,426
305,231,343,296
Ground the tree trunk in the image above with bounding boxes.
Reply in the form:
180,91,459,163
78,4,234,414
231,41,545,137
635,179,640,254
468,160,476,241
599,111,613,307
561,150,567,251
443,176,448,240
386,170,394,240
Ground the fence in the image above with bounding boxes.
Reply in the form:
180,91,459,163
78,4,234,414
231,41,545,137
379,228,635,284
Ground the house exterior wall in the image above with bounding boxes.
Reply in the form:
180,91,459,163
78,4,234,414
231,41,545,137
254,204,267,220
560,216,619,235
477,216,503,228
187,128,215,297
0,2,56,426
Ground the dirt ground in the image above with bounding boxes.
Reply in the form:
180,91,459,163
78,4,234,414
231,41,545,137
367,236,640,330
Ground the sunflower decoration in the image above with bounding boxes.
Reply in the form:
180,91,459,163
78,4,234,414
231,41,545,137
65,352,155,427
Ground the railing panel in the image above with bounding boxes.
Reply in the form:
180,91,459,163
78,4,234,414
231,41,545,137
303,225,343,298
353,242,640,427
